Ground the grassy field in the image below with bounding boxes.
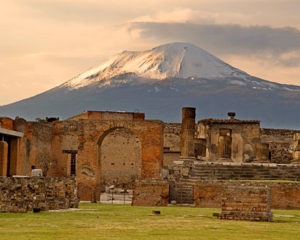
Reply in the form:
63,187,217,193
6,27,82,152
0,203,300,240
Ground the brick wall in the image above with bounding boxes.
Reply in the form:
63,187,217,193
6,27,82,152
0,177,78,213
132,180,169,206
194,181,300,209
220,186,273,221
14,117,163,201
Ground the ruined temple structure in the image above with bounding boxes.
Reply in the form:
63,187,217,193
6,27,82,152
164,108,300,165
1,108,300,204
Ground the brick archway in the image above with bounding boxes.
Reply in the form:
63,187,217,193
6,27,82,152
97,127,142,188
74,119,163,201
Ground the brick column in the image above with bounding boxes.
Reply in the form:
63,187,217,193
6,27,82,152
180,107,196,159
0,140,8,176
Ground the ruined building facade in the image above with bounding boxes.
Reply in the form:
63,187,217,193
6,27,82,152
1,108,300,202
0,111,163,201
164,108,300,166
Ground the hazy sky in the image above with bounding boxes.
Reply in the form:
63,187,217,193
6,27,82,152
1,0,300,105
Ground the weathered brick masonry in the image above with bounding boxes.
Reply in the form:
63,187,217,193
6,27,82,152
132,180,169,206
0,177,78,213
220,186,272,221
187,162,300,181
0,112,163,201
1,109,300,207
194,181,300,209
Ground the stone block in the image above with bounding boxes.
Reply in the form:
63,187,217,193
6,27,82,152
220,186,272,221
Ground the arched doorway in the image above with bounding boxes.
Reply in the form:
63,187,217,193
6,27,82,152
98,127,141,203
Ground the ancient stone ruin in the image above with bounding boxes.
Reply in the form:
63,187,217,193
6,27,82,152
0,107,300,215
0,177,78,213
220,186,273,221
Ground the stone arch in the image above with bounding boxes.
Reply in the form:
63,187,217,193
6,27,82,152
97,127,142,189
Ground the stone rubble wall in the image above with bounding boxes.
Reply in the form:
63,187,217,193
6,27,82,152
0,177,78,213
261,128,300,163
163,123,181,169
220,186,273,221
132,179,169,206
163,123,181,152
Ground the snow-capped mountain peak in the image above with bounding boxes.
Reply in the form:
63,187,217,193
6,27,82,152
1,42,300,128
63,42,245,89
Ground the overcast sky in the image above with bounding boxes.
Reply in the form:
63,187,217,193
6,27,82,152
1,0,299,105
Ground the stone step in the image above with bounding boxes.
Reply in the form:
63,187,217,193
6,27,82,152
187,164,300,181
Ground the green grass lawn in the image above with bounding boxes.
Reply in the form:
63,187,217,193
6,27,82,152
0,203,300,240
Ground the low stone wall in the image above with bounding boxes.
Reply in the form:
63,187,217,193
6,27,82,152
194,181,300,209
132,180,169,206
0,177,78,213
220,186,273,221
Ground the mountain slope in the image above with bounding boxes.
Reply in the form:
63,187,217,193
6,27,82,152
63,42,241,87
0,42,300,129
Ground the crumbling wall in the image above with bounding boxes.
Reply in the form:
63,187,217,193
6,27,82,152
163,123,181,168
0,117,14,130
0,177,78,213
132,180,169,206
220,186,272,221
67,111,145,121
261,128,300,163
13,115,163,201
194,181,300,209
163,123,181,151
13,119,55,176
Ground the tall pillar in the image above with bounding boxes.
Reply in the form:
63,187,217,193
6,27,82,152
293,133,300,163
180,107,196,159
0,140,8,176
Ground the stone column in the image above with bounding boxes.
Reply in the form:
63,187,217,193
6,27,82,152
0,140,8,176
293,133,300,163
180,107,196,159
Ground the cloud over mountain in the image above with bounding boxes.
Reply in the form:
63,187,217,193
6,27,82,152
129,22,300,64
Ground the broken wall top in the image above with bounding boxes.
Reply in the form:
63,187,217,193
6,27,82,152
66,111,145,121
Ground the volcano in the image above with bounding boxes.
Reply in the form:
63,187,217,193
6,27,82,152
1,42,299,129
